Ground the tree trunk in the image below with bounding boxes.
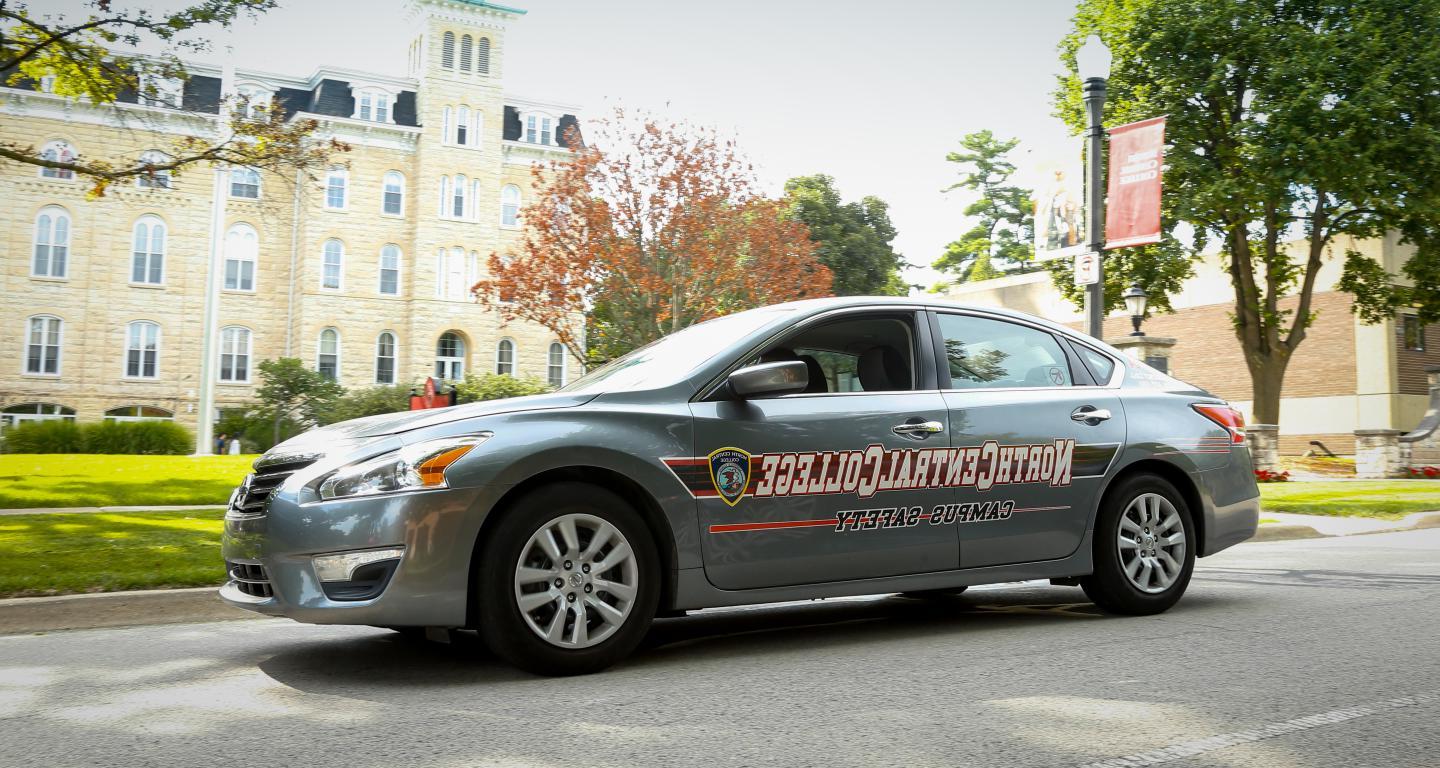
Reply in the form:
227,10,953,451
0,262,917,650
1243,347,1290,426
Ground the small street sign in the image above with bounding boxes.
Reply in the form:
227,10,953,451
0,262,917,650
1074,251,1100,286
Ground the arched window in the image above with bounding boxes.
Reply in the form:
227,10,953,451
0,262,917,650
476,37,491,74
125,321,160,379
219,326,252,382
459,34,473,71
324,167,347,209
379,244,401,295
104,406,173,422
375,331,397,385
223,223,257,291
496,338,515,376
32,206,70,278
547,342,566,388
456,106,470,145
317,328,340,381
321,239,344,290
1,403,76,430
439,175,450,217
441,31,455,69
229,167,260,199
437,246,469,301
234,85,271,120
131,215,165,285
39,140,75,180
442,106,452,145
471,180,482,219
453,173,468,218
24,315,63,376
136,150,171,189
355,90,390,123
470,110,483,148
501,184,521,227
382,171,404,215
435,332,466,380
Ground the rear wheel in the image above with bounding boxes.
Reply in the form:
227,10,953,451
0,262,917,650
1081,474,1195,615
477,482,659,676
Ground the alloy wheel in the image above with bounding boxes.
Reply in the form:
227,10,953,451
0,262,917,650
1117,492,1186,594
513,513,639,649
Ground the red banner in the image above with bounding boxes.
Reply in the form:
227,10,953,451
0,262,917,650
1105,116,1165,249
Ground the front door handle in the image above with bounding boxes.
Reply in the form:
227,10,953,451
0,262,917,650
1071,407,1112,424
893,420,945,436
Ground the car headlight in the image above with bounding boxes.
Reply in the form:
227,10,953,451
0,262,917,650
318,434,490,501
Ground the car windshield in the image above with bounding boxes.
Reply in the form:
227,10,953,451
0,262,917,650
560,306,797,394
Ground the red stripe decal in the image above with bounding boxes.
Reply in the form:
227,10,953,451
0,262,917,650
709,518,839,534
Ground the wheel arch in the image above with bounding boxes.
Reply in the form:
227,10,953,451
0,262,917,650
465,465,680,627
1098,459,1207,556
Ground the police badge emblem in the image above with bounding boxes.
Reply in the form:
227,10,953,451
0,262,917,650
707,447,752,507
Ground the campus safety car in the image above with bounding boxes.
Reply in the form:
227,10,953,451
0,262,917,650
221,297,1260,675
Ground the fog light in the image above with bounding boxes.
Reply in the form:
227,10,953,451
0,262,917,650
313,547,404,582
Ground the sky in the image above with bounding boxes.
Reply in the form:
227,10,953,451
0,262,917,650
39,0,1084,290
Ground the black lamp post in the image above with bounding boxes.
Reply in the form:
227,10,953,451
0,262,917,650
1122,283,1149,336
1077,35,1111,340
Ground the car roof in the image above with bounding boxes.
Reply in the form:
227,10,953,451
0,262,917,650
769,296,1104,349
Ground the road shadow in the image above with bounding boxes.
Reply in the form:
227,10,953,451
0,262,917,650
257,584,1144,695
1194,567,1440,590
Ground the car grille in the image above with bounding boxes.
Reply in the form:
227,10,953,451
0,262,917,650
227,453,321,518
227,561,273,599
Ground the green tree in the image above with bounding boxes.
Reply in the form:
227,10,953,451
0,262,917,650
933,131,1037,286
783,174,908,296
0,0,347,195
1055,0,1440,424
1045,236,1195,317
254,358,342,445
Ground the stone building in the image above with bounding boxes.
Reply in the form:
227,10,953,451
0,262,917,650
0,0,581,436
943,233,1440,456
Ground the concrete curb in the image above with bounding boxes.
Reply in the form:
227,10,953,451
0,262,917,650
1251,525,1329,542
1252,512,1440,543
0,586,261,636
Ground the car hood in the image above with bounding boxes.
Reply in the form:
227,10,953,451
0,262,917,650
272,392,599,454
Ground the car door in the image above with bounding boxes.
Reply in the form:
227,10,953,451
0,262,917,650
685,309,960,590
929,310,1126,568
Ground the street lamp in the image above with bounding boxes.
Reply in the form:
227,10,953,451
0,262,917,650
1077,35,1111,340
1122,283,1149,336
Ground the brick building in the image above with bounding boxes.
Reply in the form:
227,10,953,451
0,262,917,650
0,0,581,437
943,233,1439,455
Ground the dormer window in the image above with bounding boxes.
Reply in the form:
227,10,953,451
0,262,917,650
355,89,392,123
234,84,273,121
38,140,76,180
139,74,184,109
525,114,554,145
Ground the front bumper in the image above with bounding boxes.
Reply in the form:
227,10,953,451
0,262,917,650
219,483,503,627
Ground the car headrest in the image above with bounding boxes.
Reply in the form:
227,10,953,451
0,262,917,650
796,354,827,393
857,346,908,391
759,347,799,364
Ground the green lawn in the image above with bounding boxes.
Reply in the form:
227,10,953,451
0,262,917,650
1259,480,1440,520
0,454,254,508
0,510,225,597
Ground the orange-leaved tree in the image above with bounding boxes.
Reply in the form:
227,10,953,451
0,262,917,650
473,109,832,364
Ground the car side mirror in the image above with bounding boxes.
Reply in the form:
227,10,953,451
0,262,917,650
728,361,809,399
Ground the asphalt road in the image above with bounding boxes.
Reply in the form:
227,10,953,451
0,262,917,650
4,530,1439,768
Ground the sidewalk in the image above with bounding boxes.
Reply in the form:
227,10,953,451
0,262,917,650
1254,510,1440,541
0,504,226,516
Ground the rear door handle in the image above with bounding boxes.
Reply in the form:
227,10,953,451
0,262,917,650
893,420,945,436
1071,407,1112,423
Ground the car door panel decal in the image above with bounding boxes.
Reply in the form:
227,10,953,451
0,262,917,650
707,502,1073,534
663,442,1117,503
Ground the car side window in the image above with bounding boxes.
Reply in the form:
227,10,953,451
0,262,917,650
936,313,1073,390
752,314,917,393
1072,343,1117,384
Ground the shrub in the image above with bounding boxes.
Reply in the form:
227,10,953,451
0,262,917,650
318,385,413,426
1254,469,1291,483
2,420,85,453
1406,466,1440,478
215,407,304,454
454,373,552,404
1,419,192,455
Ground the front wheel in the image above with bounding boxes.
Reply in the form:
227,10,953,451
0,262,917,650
1081,474,1195,615
476,482,660,676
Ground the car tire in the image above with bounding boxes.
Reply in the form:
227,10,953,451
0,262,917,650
899,586,968,599
1081,474,1196,615
476,482,660,676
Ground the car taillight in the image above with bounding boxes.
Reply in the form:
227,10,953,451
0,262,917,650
1192,404,1246,444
